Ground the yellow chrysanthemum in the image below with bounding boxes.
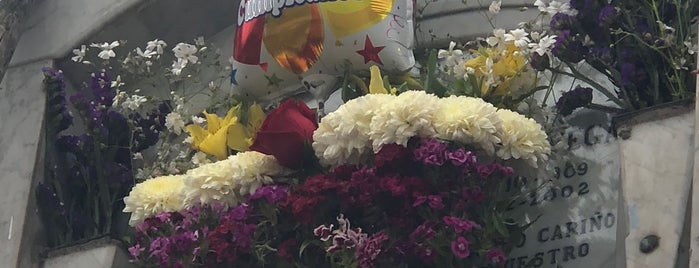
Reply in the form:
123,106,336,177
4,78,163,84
186,103,265,160
495,109,551,167
123,175,186,226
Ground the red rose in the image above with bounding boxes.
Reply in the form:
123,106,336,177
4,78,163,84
250,99,317,168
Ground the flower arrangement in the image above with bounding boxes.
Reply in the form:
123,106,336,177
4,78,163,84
123,79,550,267
37,36,252,247
540,0,698,110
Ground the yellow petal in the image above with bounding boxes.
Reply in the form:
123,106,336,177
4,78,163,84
369,65,388,94
222,105,238,126
247,103,266,134
203,111,222,134
198,126,230,160
227,122,251,152
185,124,209,149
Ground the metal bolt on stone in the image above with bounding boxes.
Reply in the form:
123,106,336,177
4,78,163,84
640,234,660,254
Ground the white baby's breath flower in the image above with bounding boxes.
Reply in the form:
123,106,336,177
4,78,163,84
438,41,464,67
495,109,551,167
191,115,206,124
504,29,530,48
183,136,194,144
90,41,120,60
71,45,87,62
534,0,550,12
173,43,199,64
529,34,557,56
112,90,127,108
489,0,502,14
191,151,211,166
165,112,186,135
122,94,148,111
133,152,143,160
136,47,157,58
111,75,125,88
546,1,572,15
685,40,698,55
146,39,167,55
194,36,206,47
123,175,186,226
171,58,187,75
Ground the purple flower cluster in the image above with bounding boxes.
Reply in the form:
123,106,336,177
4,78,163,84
556,85,594,116
42,67,73,134
413,138,477,168
548,0,697,108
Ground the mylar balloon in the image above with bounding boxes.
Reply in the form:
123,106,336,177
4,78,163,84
231,0,415,103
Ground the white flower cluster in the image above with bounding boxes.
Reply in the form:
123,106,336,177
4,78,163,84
313,91,550,167
124,151,288,226
182,151,288,208
123,175,186,226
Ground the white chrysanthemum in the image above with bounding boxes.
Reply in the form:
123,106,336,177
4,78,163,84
313,94,392,166
123,175,186,226
495,109,551,167
368,91,439,151
230,151,287,196
183,152,286,208
433,96,502,154
183,157,238,207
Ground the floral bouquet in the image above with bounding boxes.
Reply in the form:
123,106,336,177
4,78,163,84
123,78,550,267
540,0,698,110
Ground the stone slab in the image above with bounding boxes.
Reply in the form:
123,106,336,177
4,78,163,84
617,108,695,268
0,60,52,267
43,241,134,268
9,0,143,67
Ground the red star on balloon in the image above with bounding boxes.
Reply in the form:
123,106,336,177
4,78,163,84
356,35,385,65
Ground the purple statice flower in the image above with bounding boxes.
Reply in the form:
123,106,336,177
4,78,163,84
549,13,577,31
462,187,486,203
486,247,507,265
128,244,146,260
619,62,645,87
587,46,615,66
42,67,73,133
446,148,476,167
413,138,448,166
250,185,289,204
450,236,471,259
55,134,93,155
35,183,66,216
355,231,388,268
597,5,618,27
552,30,586,63
530,52,551,71
90,72,115,107
102,162,132,185
556,85,594,116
